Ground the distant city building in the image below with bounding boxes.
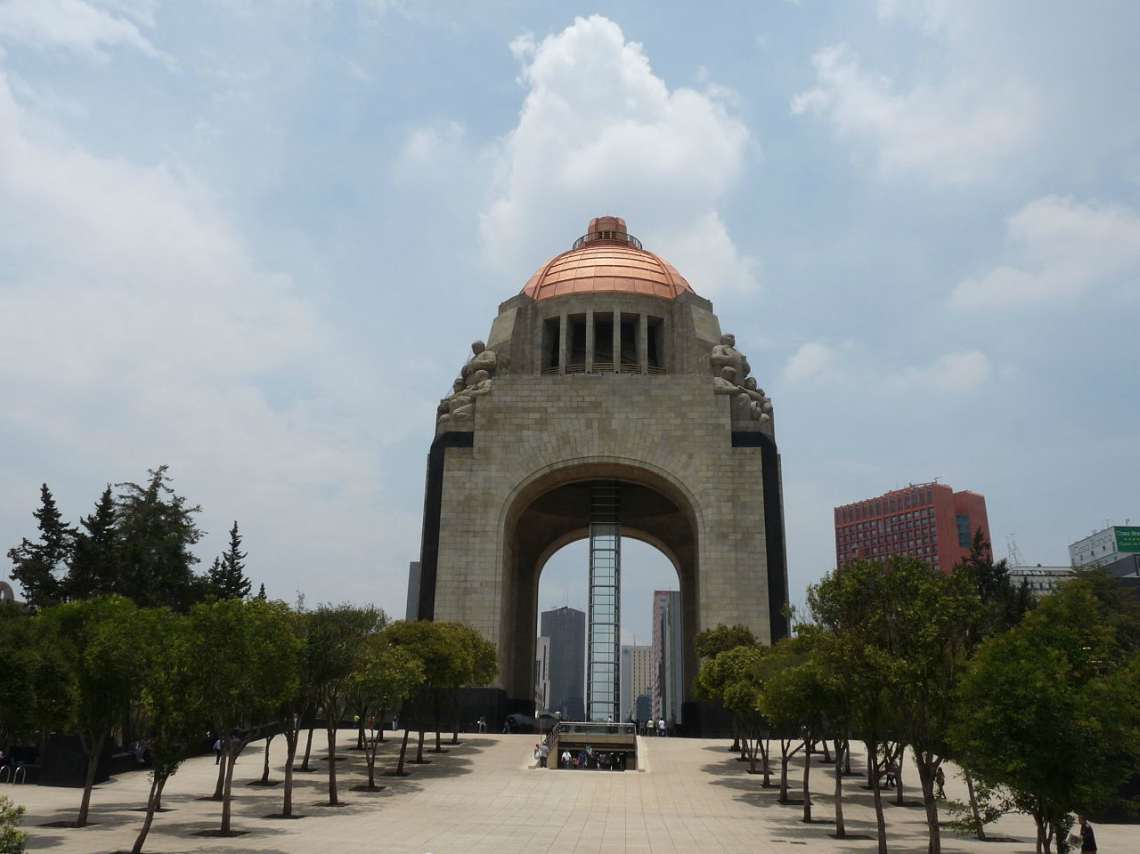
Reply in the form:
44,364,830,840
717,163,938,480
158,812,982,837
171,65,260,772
405,561,421,620
651,591,684,725
1069,525,1140,568
620,644,652,722
1101,553,1140,582
635,693,652,723
540,606,585,721
834,482,991,574
1008,565,1075,598
534,636,551,713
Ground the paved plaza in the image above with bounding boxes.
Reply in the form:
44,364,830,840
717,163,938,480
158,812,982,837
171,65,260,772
5,732,1132,853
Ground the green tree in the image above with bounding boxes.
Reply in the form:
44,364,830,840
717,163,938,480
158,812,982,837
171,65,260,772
189,598,300,835
206,522,251,600
127,608,207,854
696,644,771,782
350,634,424,789
695,624,757,658
114,467,203,609
952,579,1140,854
65,487,118,601
0,795,26,854
307,604,384,805
448,624,498,744
38,596,142,826
0,611,38,753
7,484,74,608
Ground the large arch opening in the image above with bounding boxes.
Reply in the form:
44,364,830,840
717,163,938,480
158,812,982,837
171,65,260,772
496,461,702,724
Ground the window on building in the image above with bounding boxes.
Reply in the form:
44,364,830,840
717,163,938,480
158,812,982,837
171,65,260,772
542,318,561,373
647,317,665,373
620,314,639,373
591,314,611,372
956,514,972,548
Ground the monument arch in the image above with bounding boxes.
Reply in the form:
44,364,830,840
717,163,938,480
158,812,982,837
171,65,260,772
408,216,789,734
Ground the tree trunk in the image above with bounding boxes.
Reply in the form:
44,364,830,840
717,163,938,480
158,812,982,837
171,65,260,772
130,773,167,854
212,748,226,798
396,728,410,776
869,740,888,854
821,739,832,763
895,744,906,806
366,732,378,788
802,739,813,822
377,708,385,743
260,733,274,784
282,731,298,818
220,743,239,834
300,726,315,771
779,739,790,803
844,740,852,775
965,770,986,840
326,725,339,806
76,732,104,827
834,740,847,838
759,738,771,788
414,729,426,763
357,716,365,750
916,757,941,854
747,736,757,775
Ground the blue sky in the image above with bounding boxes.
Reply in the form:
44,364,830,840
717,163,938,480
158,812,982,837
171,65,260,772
2,1,1138,642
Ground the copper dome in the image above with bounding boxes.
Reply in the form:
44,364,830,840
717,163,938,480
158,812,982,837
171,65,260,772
521,217,695,302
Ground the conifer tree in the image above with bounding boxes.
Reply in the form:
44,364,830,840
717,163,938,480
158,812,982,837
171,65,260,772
207,522,251,600
67,486,118,600
7,484,74,608
256,583,267,600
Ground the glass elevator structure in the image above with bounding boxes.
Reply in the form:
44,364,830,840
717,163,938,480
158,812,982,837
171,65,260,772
586,481,621,721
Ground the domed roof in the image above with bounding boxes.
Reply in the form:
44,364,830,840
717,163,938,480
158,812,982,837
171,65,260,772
521,216,695,301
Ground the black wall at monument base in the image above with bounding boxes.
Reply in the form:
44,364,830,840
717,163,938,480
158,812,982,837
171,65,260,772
681,701,735,738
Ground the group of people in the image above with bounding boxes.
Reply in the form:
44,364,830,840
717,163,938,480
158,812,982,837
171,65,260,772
555,746,627,771
636,717,669,737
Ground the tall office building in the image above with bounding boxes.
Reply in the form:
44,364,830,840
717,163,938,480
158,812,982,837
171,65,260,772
834,482,990,575
1069,524,1140,568
651,591,684,725
620,644,652,722
540,606,586,721
534,636,551,713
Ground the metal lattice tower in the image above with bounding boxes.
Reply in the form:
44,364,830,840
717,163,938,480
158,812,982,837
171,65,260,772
586,481,621,722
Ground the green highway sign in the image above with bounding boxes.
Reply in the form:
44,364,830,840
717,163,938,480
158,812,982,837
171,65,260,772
1116,526,1140,553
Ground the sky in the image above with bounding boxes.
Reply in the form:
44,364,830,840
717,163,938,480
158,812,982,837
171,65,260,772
2,1,1138,643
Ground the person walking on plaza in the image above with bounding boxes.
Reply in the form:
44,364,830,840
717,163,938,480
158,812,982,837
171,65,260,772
213,736,223,765
657,718,666,737
539,742,549,768
1073,815,1097,853
935,766,946,799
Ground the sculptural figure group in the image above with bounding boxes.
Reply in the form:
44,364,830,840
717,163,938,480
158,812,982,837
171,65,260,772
437,341,497,429
710,334,773,425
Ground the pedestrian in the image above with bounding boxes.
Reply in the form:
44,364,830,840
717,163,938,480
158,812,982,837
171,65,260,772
213,736,223,765
934,766,946,799
560,749,571,768
1074,815,1097,854
884,761,897,789
657,718,666,737
539,742,550,768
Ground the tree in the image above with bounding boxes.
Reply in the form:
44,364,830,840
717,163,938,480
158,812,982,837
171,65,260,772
307,604,384,805
758,634,837,821
448,624,498,744
695,624,759,754
809,559,908,854
7,484,74,608
114,467,203,609
127,608,207,854
0,795,26,854
953,579,1140,854
189,598,300,835
350,634,424,789
66,487,118,601
38,596,142,827
206,522,251,600
696,644,771,782
0,611,38,754
256,583,267,600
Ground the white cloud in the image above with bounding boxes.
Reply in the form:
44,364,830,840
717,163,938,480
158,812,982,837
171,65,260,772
792,44,1037,184
783,341,837,384
0,0,159,59
781,340,990,393
0,67,421,604
887,350,992,393
481,15,757,294
952,196,1140,309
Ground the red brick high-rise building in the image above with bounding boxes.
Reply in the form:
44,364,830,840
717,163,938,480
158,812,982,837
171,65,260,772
834,482,990,575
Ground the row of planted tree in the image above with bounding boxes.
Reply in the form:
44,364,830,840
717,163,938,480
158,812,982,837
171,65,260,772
694,538,1140,854
0,597,497,854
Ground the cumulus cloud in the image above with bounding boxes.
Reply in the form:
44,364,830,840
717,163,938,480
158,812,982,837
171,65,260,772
792,43,1037,184
0,0,160,59
781,340,990,394
0,67,420,602
952,196,1140,309
782,341,837,384
481,15,757,294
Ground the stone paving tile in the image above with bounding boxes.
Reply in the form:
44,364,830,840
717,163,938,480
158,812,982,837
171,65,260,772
3,732,1136,853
